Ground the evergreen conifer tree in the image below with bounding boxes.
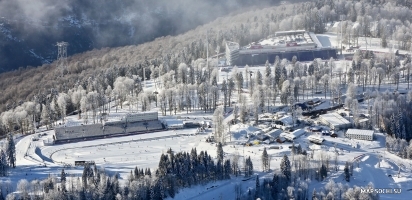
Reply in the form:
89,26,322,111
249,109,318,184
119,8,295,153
134,167,139,179
129,170,134,182
217,142,224,163
0,189,4,200
244,156,253,177
168,175,176,198
217,160,223,180
344,162,350,182
224,159,231,179
0,150,8,176
139,168,144,178
270,173,281,199
280,154,291,182
390,113,397,137
255,175,260,199
261,147,269,172
6,133,16,168
397,110,405,139
320,164,327,181
61,169,66,182
296,144,302,154
150,184,155,200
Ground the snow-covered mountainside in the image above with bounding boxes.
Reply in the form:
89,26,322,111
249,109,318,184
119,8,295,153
0,0,282,73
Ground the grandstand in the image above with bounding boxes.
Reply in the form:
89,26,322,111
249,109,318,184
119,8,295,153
54,124,105,143
54,112,164,144
225,30,337,66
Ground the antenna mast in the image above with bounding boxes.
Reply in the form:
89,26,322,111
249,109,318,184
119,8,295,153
57,41,69,76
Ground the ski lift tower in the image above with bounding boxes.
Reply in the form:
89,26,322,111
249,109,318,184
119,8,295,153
57,42,69,76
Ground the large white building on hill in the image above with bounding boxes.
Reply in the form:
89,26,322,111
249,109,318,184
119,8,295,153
225,30,337,66
345,129,374,141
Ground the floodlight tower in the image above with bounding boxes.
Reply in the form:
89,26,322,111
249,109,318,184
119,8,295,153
57,42,69,76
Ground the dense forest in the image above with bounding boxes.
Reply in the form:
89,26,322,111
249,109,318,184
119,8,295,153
0,0,295,72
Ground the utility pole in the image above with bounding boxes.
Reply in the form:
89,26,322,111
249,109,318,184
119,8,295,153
207,30,210,79
340,15,345,55
216,46,220,82
206,30,210,112
143,68,146,88
409,45,411,89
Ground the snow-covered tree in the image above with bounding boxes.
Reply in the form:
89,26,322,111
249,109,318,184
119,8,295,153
228,78,235,107
86,91,99,124
16,179,29,200
346,83,357,100
13,107,28,134
264,63,272,88
231,151,240,177
221,80,228,111
213,107,225,144
113,76,134,109
71,85,86,118
57,93,70,123
138,92,151,112
1,111,14,133
177,63,188,84
238,95,247,123
80,96,89,123
320,74,329,99
280,79,294,105
376,67,385,90
234,71,243,95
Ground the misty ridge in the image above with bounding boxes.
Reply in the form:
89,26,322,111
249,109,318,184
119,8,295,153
0,0,287,72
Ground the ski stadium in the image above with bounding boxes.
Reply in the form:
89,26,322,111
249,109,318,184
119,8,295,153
225,30,338,66
53,112,164,144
